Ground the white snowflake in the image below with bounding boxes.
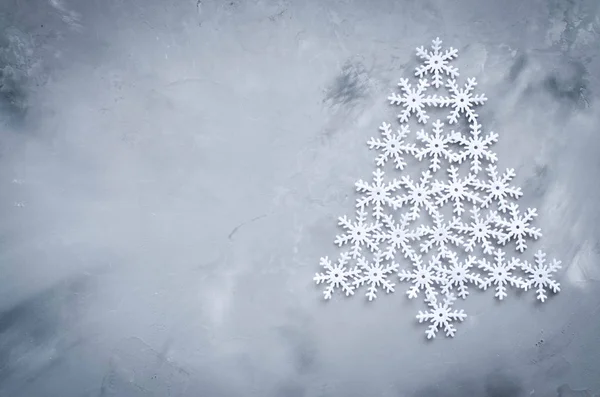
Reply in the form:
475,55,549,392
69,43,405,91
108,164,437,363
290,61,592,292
414,119,460,172
418,212,464,256
314,252,361,299
432,165,481,216
495,203,542,253
355,168,402,219
353,252,400,301
397,170,444,220
334,208,381,259
434,252,483,299
373,213,423,260
453,120,498,174
453,206,505,255
520,250,562,302
388,78,437,124
472,165,523,212
398,254,446,299
478,249,523,300
416,292,467,339
368,122,417,170
436,78,488,124
415,37,459,89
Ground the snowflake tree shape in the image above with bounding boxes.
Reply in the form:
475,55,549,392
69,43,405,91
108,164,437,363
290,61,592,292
472,165,523,212
398,254,446,299
397,170,444,220
388,78,437,124
434,252,483,299
432,165,481,216
314,252,361,299
495,203,542,253
453,120,499,174
368,122,417,170
415,37,459,89
478,249,524,300
355,168,402,219
414,119,460,172
453,206,505,255
416,292,467,339
436,77,488,124
418,212,464,256
353,252,400,301
520,250,562,302
334,208,381,259
373,213,423,260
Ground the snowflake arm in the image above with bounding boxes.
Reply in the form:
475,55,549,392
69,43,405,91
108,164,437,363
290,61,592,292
478,249,524,300
397,170,444,220
436,78,488,124
415,37,459,89
434,252,483,299
314,252,362,299
367,122,418,170
352,252,400,301
334,208,381,258
388,78,437,124
520,250,561,302
373,213,423,260
453,206,505,255
472,165,523,212
414,119,460,172
355,168,402,219
453,120,499,174
416,292,467,339
432,165,481,216
495,203,542,253
418,212,464,257
398,254,446,299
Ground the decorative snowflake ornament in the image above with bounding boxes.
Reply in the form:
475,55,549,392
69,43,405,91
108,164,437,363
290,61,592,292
436,78,488,124
454,206,505,255
495,203,542,253
416,292,467,339
418,212,464,257
414,119,460,172
388,78,437,124
520,250,562,302
314,252,361,299
432,165,481,216
374,213,423,260
355,168,402,219
334,208,381,259
368,122,417,170
435,252,483,299
473,165,523,212
398,254,446,300
453,120,499,174
415,37,459,89
478,250,524,300
397,170,444,220
353,252,400,301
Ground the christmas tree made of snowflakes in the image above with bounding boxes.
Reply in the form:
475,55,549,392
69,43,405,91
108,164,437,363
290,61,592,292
314,38,562,340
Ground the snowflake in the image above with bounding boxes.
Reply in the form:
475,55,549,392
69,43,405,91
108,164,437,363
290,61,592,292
472,165,523,212
478,249,523,300
397,170,444,220
414,119,460,172
434,252,483,299
432,165,481,216
355,168,402,219
453,120,498,174
436,78,488,124
495,203,542,253
398,254,446,299
314,252,361,299
373,213,423,261
520,250,562,302
453,206,505,255
418,212,464,256
353,252,400,301
415,37,459,89
334,208,381,258
367,122,417,170
416,292,467,339
388,78,437,124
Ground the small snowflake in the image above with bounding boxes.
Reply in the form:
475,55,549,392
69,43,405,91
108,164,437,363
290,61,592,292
432,165,481,216
415,37,459,89
520,250,561,302
416,292,467,339
398,254,446,299
472,165,523,212
314,252,361,299
373,213,423,260
355,168,402,219
434,252,483,299
353,252,400,301
388,78,437,124
414,119,460,172
453,120,499,174
495,203,542,253
418,212,464,256
478,249,523,300
453,206,505,255
334,208,381,258
436,78,488,124
368,122,418,170
397,170,444,220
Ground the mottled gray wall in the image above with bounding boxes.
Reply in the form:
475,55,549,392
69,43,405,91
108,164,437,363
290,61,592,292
0,0,599,396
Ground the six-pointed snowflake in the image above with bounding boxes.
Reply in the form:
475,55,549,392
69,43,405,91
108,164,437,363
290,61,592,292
315,37,563,341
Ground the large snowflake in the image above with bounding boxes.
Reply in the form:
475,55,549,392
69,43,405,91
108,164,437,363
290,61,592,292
435,252,483,299
432,165,480,216
314,252,361,299
472,165,523,212
478,249,523,300
355,168,402,219
436,78,488,124
418,212,464,256
388,78,437,124
398,254,446,299
495,203,542,253
520,250,562,302
453,206,505,255
374,213,423,260
416,292,467,339
367,122,417,170
353,252,400,301
453,120,498,174
397,170,444,220
414,119,460,172
415,37,459,89
334,208,381,259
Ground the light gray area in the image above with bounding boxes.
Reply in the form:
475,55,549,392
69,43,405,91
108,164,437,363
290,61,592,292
0,0,599,396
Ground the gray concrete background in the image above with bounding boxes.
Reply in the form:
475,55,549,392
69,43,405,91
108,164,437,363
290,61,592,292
0,0,599,396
